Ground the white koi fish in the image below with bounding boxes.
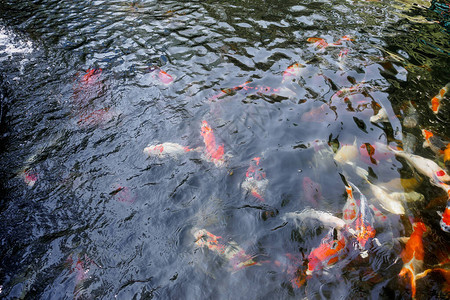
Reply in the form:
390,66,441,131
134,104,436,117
389,147,450,183
283,209,346,230
144,142,200,158
370,107,389,123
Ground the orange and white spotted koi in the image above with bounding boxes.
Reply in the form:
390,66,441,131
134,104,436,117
422,129,450,162
201,121,225,167
430,82,450,114
282,63,305,82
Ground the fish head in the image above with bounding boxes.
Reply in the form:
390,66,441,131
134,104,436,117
440,202,450,232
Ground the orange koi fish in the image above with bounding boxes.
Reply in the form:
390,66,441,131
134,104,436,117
282,63,305,82
149,66,174,85
208,81,252,101
82,68,102,83
144,142,199,158
193,229,260,272
399,221,427,299
201,121,225,167
421,129,450,162
306,37,329,49
242,157,268,201
430,82,450,114
306,228,347,275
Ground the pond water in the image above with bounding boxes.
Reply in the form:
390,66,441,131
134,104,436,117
0,0,449,299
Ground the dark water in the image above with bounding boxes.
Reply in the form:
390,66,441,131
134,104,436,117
0,0,449,299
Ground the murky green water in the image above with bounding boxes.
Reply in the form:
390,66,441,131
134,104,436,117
0,0,449,299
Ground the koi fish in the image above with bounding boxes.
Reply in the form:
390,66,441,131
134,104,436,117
23,169,38,187
282,63,305,82
143,142,199,158
306,37,329,49
369,204,388,223
302,177,324,207
193,228,260,272
110,185,135,203
399,221,427,299
430,82,450,114
342,182,376,249
359,142,393,165
365,179,406,215
389,147,450,183
201,120,225,167
431,174,450,232
334,139,359,164
422,129,450,162
370,107,389,123
283,209,346,230
208,81,252,101
403,102,419,128
306,228,347,275
331,82,368,99
66,253,100,298
82,68,102,84
149,66,174,85
241,157,268,201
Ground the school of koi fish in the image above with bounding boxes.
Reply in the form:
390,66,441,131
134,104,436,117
136,35,449,298
15,33,449,298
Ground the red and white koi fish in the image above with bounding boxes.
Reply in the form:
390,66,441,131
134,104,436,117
331,82,368,100
430,82,450,114
66,253,101,298
306,228,347,275
241,157,268,201
369,204,388,223
201,120,225,167
399,221,427,299
422,129,450,162
282,63,305,83
306,37,329,49
22,169,38,187
389,146,450,183
193,228,260,272
143,142,200,158
307,35,354,50
149,66,174,85
302,177,324,207
342,182,376,249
